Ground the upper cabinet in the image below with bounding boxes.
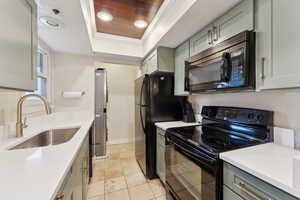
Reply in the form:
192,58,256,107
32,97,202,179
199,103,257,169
140,47,175,76
189,0,254,57
0,0,37,91
213,0,254,45
175,41,189,96
256,0,300,90
189,25,213,57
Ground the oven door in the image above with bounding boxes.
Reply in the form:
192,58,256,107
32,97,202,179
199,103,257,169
186,52,232,92
166,137,219,200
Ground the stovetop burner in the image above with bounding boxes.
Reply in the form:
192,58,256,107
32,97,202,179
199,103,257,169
168,125,259,156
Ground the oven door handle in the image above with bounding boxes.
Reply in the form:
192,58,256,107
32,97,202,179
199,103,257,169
172,141,216,165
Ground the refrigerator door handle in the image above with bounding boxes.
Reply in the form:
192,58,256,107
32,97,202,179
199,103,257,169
140,78,146,133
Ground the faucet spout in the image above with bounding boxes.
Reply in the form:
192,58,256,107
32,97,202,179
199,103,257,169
16,94,51,138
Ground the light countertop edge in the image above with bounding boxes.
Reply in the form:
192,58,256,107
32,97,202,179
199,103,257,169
220,143,300,199
0,111,94,200
155,121,200,131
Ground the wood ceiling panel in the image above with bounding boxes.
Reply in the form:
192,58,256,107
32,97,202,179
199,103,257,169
94,0,165,39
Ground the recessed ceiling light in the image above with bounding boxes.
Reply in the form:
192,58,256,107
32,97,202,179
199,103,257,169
97,11,113,22
134,20,148,29
39,16,63,29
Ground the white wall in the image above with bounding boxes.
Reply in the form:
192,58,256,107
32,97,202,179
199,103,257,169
95,63,138,144
52,52,138,144
190,89,300,130
52,53,95,112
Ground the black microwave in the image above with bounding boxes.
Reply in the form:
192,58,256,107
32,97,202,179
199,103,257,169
185,31,256,93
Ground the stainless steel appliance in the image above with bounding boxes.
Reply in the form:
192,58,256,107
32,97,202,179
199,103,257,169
165,106,273,200
185,31,256,93
135,73,183,179
93,68,108,157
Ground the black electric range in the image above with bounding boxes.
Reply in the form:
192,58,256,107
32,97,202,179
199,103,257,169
165,106,273,200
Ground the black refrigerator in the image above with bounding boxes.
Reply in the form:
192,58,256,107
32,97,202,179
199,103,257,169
135,73,183,179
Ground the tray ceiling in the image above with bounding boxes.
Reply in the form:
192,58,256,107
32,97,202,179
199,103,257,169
94,0,165,39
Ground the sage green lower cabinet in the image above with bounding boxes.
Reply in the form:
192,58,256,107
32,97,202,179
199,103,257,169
223,186,244,200
256,0,300,90
55,134,89,200
156,128,166,184
174,41,189,96
56,170,74,200
223,162,299,200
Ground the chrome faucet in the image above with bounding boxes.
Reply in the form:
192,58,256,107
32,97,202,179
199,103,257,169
16,94,51,138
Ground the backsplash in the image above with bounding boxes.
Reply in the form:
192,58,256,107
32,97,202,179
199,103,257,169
190,89,300,130
0,92,24,125
0,92,48,143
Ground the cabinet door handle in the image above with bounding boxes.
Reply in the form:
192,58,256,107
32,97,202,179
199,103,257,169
213,26,218,42
208,30,213,45
236,182,272,200
56,195,64,200
260,57,266,80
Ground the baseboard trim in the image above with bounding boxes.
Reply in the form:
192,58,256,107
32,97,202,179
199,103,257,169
107,137,143,145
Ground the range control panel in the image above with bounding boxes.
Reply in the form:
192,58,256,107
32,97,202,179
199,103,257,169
201,106,273,126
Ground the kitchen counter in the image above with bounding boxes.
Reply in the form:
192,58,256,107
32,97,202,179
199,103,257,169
0,111,94,200
220,143,300,199
155,121,200,131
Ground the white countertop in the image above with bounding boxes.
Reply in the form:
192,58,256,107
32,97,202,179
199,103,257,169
220,143,300,198
0,111,94,200
155,121,200,131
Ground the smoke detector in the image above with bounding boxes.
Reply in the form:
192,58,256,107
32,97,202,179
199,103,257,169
39,16,63,29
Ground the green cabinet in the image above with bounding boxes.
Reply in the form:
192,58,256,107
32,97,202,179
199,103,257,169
0,0,37,91
175,0,254,95
189,25,213,57
55,134,89,200
56,170,74,200
189,0,254,57
140,47,175,76
174,41,190,96
256,0,300,90
213,0,254,45
140,60,148,76
223,162,299,200
156,128,166,184
223,186,244,200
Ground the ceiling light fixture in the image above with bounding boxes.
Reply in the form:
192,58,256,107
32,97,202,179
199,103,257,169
97,10,113,22
39,16,63,29
134,20,148,29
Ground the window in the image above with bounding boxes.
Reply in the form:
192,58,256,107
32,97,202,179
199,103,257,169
34,49,49,98
27,48,50,103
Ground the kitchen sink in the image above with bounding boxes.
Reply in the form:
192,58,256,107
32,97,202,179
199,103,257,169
9,128,80,150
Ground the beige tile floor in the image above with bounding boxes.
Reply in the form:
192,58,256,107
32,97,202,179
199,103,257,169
88,142,166,200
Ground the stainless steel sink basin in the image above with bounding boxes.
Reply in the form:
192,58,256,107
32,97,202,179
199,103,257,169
9,128,79,150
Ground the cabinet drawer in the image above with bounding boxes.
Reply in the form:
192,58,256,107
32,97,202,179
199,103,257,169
223,185,244,200
224,162,298,200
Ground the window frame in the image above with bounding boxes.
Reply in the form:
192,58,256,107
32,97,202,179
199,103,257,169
26,47,51,105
